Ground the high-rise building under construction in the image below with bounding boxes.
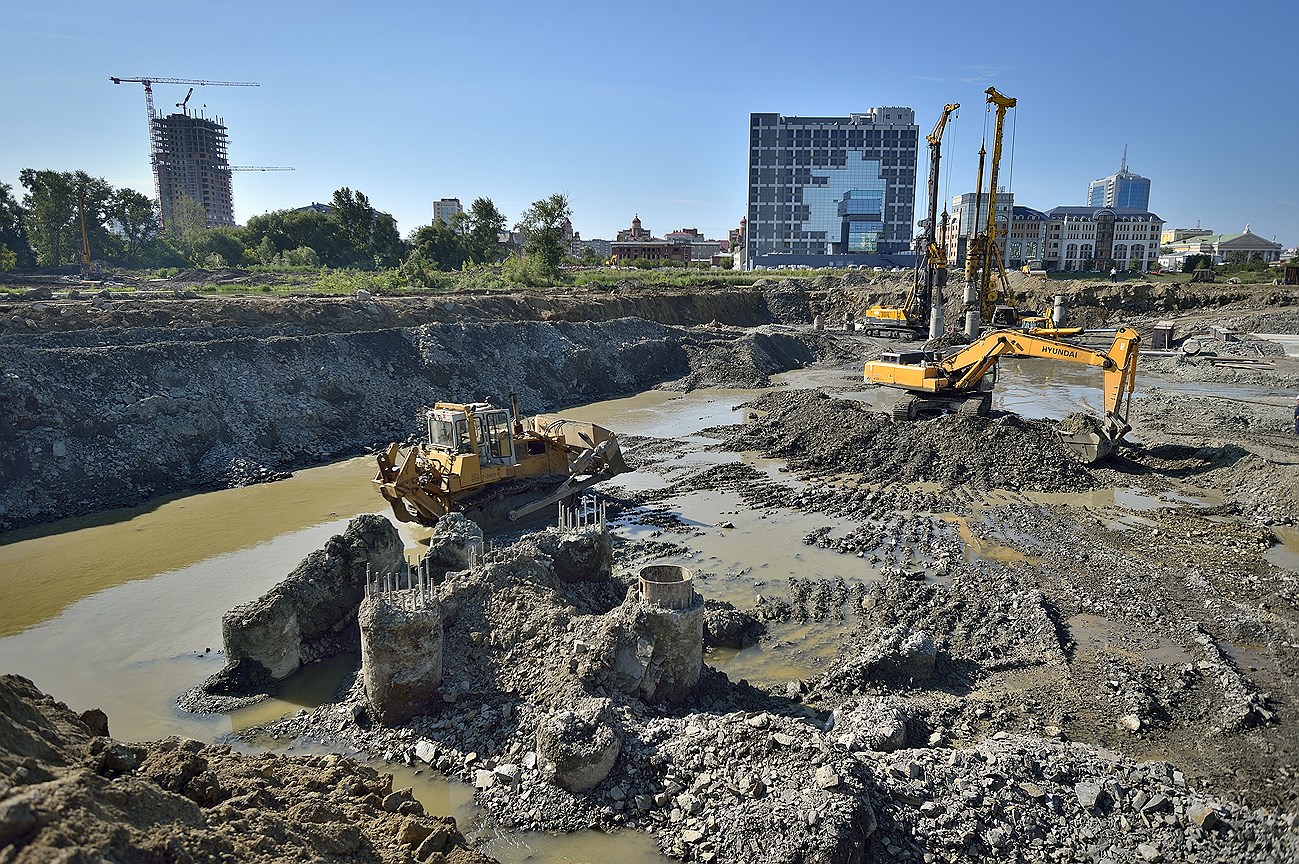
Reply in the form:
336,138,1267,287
154,111,235,227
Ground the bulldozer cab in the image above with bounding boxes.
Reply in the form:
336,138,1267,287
428,404,517,466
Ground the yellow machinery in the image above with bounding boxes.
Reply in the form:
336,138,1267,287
860,102,959,338
77,188,94,281
962,87,1018,332
864,327,1140,462
374,396,628,527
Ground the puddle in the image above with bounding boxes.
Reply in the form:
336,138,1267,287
1217,640,1281,687
709,619,849,686
1066,613,1193,666
613,487,879,610
953,517,1039,565
0,456,379,637
230,653,360,732
1265,526,1299,575
1105,514,1159,532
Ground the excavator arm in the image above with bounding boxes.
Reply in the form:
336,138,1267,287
864,327,1141,462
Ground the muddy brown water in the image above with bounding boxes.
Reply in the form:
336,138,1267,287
0,358,1274,859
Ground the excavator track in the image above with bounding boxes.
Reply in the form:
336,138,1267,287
891,397,918,422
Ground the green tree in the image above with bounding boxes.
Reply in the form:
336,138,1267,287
515,193,571,275
244,208,346,267
465,197,507,264
330,187,405,269
407,219,467,271
580,246,602,265
0,245,17,271
166,194,211,262
0,182,35,268
189,226,247,267
109,188,158,266
20,170,114,267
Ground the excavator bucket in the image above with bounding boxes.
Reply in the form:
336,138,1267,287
1057,429,1113,463
1056,414,1128,463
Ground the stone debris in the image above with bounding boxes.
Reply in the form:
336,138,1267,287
0,674,495,863
725,389,1100,493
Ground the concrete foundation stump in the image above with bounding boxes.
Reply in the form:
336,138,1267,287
358,591,443,726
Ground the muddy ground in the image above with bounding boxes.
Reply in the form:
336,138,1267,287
2,272,1299,862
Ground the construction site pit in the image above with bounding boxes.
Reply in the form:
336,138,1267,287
2,278,1298,864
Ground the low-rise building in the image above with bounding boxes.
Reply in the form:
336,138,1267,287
610,215,692,265
1161,227,1213,245
1159,226,1283,268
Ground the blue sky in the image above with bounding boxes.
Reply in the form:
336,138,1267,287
3,1,1296,247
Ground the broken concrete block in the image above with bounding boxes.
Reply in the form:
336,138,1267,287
535,698,622,792
223,515,404,679
1074,782,1103,810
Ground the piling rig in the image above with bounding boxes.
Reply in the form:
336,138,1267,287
864,327,1140,462
859,102,960,339
962,86,1018,334
374,397,628,528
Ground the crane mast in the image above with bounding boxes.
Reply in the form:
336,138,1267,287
962,87,1016,334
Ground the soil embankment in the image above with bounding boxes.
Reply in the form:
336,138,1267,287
0,284,844,531
0,674,495,863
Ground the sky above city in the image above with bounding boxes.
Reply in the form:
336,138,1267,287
3,1,1296,247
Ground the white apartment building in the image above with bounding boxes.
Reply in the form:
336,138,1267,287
432,197,463,226
1000,206,1163,272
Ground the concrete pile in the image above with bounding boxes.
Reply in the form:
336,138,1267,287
181,514,403,712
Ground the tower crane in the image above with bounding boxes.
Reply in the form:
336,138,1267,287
109,77,259,226
961,86,1016,335
857,102,959,339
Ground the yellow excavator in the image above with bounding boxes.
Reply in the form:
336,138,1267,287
374,395,628,528
859,102,960,339
864,327,1140,462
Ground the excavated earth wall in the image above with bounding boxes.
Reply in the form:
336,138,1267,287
0,286,823,531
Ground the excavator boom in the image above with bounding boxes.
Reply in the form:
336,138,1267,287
864,327,1140,462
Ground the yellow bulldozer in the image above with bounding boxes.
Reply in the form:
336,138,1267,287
374,396,628,528
864,327,1140,462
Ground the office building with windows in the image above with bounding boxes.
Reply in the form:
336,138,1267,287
1087,151,1150,211
433,198,463,226
744,108,918,269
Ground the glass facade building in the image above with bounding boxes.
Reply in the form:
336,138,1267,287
1087,171,1150,211
745,108,918,268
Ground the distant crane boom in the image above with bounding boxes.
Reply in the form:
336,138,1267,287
109,77,260,228
230,166,295,172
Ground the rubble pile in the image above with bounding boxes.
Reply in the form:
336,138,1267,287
725,390,1099,492
867,735,1299,864
0,675,495,864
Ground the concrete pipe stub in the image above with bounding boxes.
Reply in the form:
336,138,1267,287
639,564,697,610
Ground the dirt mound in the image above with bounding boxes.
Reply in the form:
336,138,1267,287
726,390,1099,492
0,675,495,863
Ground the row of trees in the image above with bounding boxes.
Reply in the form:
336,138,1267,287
1,169,578,284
